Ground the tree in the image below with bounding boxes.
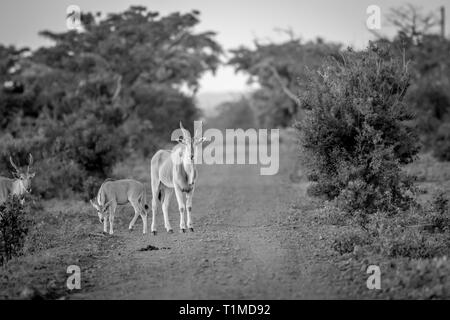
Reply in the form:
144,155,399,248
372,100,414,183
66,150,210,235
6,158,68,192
0,6,223,198
229,37,341,127
387,4,438,43
207,97,255,130
373,6,450,156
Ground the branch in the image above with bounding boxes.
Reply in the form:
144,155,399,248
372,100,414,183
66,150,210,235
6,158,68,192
267,65,302,108
112,74,122,101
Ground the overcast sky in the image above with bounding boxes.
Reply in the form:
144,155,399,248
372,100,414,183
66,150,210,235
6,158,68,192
0,0,448,93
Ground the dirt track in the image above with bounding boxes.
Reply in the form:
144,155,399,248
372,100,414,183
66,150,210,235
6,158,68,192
71,138,350,299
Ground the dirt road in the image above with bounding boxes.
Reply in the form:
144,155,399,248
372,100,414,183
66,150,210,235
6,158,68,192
72,138,348,299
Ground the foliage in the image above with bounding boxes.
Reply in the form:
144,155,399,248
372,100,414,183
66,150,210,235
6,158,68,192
384,256,450,299
229,37,341,127
297,43,420,215
82,176,104,203
376,5,450,158
331,230,371,255
377,225,447,259
425,191,450,232
433,122,450,161
0,6,222,198
0,197,31,265
207,97,256,129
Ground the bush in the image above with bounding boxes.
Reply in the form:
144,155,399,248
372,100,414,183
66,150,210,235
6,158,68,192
33,157,85,199
207,97,256,130
379,226,446,259
332,230,371,255
433,122,450,161
384,256,450,299
297,43,420,217
425,191,450,232
0,109,127,199
82,176,104,202
316,202,350,226
0,196,31,265
61,114,126,177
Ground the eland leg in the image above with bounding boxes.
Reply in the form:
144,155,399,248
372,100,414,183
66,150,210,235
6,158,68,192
150,173,161,235
138,199,148,235
151,195,158,235
109,203,117,235
186,187,195,232
103,216,108,233
128,200,140,231
162,188,174,233
174,186,186,233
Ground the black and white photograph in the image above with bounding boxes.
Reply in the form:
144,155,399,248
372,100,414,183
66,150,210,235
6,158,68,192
0,0,449,304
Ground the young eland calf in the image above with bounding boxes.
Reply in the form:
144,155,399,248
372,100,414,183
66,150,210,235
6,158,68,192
0,154,35,205
90,179,148,235
150,122,206,235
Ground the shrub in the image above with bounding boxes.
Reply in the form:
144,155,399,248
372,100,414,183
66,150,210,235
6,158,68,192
82,176,104,202
61,114,126,177
297,43,420,217
384,256,450,299
380,228,444,259
433,122,450,161
425,191,450,232
317,202,350,226
332,230,371,255
0,196,31,265
33,157,85,199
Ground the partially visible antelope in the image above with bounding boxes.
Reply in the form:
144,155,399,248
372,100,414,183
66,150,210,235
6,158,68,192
90,179,148,235
0,154,35,205
150,122,206,235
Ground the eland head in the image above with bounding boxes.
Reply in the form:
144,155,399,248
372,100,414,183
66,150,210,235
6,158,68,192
10,154,35,194
175,121,206,186
90,199,113,223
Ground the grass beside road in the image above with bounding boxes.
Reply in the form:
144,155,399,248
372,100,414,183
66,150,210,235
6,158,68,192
0,199,121,299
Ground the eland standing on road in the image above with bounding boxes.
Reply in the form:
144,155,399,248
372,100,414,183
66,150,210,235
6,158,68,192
90,179,149,235
150,122,206,235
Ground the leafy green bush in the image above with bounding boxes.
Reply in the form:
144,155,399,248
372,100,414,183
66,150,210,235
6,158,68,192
297,43,420,217
0,196,31,265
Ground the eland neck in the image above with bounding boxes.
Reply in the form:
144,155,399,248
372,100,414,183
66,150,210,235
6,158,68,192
175,146,196,187
12,179,26,196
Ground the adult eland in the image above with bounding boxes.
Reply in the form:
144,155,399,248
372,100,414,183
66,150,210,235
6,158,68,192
150,122,206,235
